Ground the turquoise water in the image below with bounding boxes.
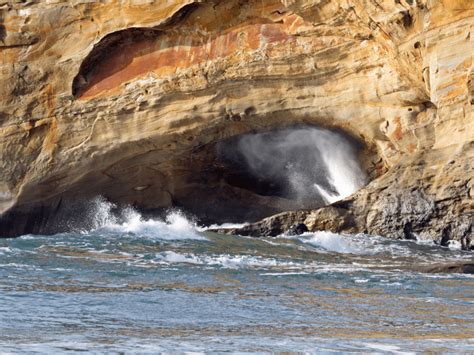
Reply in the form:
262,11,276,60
0,211,473,352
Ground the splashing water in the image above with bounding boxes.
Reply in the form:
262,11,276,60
0,196,472,352
235,127,367,204
83,198,205,240
86,196,119,229
299,231,364,254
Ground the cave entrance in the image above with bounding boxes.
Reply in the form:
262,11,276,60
216,126,367,205
175,126,369,224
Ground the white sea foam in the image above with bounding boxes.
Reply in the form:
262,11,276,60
295,232,467,260
363,343,415,354
0,263,41,270
260,272,310,276
0,246,12,255
86,198,205,240
447,240,462,250
151,251,380,273
17,235,37,240
299,231,363,254
155,251,297,269
199,222,249,231
105,211,205,240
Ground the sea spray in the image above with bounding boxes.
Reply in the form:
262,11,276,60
299,231,363,254
234,127,367,204
87,196,119,230
84,197,205,240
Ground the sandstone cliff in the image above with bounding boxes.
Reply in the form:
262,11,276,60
0,0,472,245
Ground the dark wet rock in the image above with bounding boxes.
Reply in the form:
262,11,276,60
440,226,451,247
459,221,472,251
286,223,308,236
403,222,417,240
211,210,308,237
420,263,474,275
215,177,473,250
365,189,436,240
217,145,473,249
303,206,357,234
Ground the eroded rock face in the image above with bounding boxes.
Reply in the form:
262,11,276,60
0,0,472,242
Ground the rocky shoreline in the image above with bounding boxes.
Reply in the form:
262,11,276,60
215,146,473,250
0,0,472,244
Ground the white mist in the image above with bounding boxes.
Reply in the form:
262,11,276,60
236,127,367,204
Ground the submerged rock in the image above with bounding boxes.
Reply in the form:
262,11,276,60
419,263,474,275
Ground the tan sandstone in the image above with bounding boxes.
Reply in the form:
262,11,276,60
0,0,472,244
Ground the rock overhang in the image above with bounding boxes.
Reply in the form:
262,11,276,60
0,0,472,242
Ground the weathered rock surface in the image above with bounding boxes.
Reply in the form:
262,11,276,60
420,262,474,274
0,0,472,242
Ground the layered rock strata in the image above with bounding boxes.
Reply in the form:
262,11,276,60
0,0,472,244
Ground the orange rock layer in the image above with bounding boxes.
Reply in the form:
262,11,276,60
79,13,307,98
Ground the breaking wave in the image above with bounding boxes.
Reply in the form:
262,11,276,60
84,197,205,240
294,231,471,260
299,231,364,254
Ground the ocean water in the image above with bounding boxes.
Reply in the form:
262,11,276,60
0,210,473,352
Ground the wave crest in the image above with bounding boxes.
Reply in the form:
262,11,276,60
85,198,205,240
